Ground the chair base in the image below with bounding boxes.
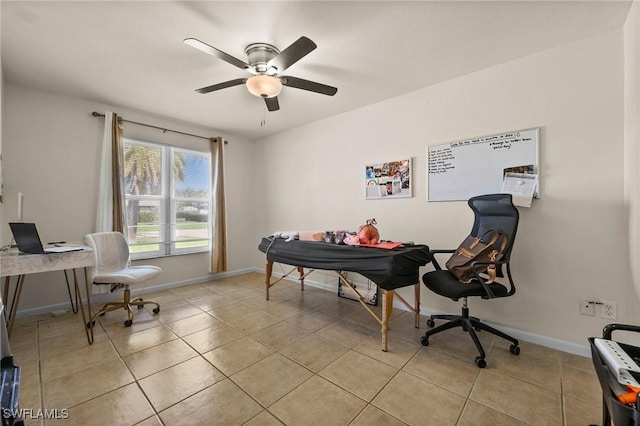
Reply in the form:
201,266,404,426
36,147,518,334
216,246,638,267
87,286,160,328
421,306,520,368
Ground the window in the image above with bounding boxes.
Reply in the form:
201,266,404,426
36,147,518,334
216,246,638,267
123,138,211,258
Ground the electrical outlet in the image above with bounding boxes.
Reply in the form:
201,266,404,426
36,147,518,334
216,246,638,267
600,301,618,320
579,299,595,316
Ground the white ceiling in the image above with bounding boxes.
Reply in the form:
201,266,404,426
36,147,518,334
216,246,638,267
1,1,633,140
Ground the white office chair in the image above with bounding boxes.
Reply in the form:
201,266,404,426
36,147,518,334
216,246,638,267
84,232,161,328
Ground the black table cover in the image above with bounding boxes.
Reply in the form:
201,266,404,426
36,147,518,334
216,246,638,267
258,237,430,290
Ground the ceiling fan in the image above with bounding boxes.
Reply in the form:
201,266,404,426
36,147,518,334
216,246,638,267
184,36,338,112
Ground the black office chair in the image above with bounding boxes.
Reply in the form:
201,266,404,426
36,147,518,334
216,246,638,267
421,193,520,368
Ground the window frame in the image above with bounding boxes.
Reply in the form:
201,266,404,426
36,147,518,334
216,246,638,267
123,137,211,260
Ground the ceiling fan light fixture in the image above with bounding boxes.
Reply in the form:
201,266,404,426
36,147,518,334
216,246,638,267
246,75,282,98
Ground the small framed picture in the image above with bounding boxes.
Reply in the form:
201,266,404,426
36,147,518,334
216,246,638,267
365,158,412,199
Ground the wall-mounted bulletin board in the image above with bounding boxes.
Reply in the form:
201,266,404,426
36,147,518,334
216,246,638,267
427,128,539,201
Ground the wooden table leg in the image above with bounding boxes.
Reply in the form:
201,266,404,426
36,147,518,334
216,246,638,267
265,261,273,300
297,266,305,291
381,289,394,352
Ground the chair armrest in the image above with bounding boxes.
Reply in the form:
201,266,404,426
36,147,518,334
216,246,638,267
470,259,514,298
429,249,455,271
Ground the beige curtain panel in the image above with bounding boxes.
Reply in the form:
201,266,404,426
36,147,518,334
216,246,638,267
210,137,227,273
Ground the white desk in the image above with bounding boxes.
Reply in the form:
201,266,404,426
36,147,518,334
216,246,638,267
0,248,95,342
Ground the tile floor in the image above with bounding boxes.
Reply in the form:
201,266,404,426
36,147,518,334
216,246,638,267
8,272,603,425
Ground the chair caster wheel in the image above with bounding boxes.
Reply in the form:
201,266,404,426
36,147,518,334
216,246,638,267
138,304,144,310
124,319,133,327
86,320,95,329
475,357,487,368
509,344,520,355
421,336,430,346
426,319,435,328
152,307,160,314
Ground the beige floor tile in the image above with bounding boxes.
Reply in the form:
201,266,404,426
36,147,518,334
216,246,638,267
123,338,198,379
470,369,562,425
43,358,134,409
223,310,283,334
110,324,178,357
353,333,421,369
560,350,595,372
11,273,606,426
490,346,562,392
403,347,479,396
388,311,431,344
159,379,262,425
458,400,528,425
263,300,308,320
98,309,163,339
343,304,387,331
284,309,338,332
139,356,225,411
17,360,41,414
139,291,189,311
39,325,107,359
165,312,219,337
155,303,203,323
249,321,309,350
232,353,313,406
421,325,496,364
562,364,602,406
373,371,466,426
182,322,244,353
41,340,119,383
203,336,275,376
37,311,89,341
563,395,602,426
319,350,398,402
283,289,335,308
494,339,562,362
269,376,367,425
314,299,362,319
315,319,376,348
187,292,237,311
208,302,258,321
243,410,285,426
46,383,154,426
134,415,164,426
280,335,348,372
349,404,407,426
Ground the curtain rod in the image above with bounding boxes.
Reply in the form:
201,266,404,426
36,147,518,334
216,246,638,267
91,112,228,144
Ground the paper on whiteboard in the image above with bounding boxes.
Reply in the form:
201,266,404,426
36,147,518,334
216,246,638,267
501,173,538,207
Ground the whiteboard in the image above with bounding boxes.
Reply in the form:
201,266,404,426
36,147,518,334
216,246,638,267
427,128,539,201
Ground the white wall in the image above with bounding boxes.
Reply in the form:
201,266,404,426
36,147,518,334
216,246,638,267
254,28,639,349
2,83,256,311
625,0,640,328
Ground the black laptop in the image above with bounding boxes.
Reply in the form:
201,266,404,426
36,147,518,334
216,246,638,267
8,222,82,254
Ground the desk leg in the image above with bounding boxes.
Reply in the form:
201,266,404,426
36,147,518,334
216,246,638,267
71,268,94,345
3,275,26,337
80,267,96,344
381,290,394,352
265,261,273,300
63,270,79,314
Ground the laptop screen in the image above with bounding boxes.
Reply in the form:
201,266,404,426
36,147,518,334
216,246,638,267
8,222,45,254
